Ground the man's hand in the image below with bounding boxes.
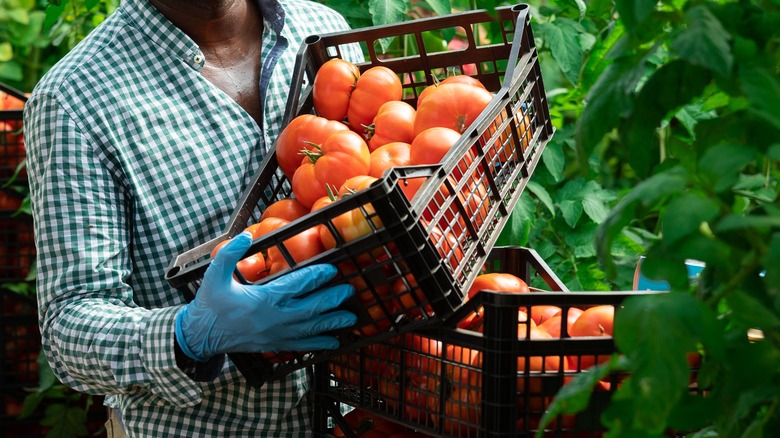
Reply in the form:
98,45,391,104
175,232,356,362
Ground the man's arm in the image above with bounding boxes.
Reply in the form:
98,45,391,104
24,92,216,406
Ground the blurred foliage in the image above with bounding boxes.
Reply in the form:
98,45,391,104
0,0,118,92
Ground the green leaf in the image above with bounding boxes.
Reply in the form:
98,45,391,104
576,55,645,168
615,0,657,32
542,139,565,182
739,65,780,132
368,0,411,52
580,21,625,91
538,357,617,436
15,11,46,46
0,61,24,81
495,195,534,246
660,193,720,244
765,233,780,299
37,349,58,393
420,0,450,17
714,214,780,233
671,5,733,77
596,168,688,277
7,8,30,24
368,0,409,26
582,192,610,224
85,0,100,11
615,293,702,432
0,43,12,62
726,292,780,331
560,199,583,228
43,2,67,33
622,60,711,177
537,18,585,86
697,143,756,193
20,392,46,419
526,181,554,217
41,404,88,437
666,393,717,432
564,222,598,258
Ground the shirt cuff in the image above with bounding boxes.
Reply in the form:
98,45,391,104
143,306,223,406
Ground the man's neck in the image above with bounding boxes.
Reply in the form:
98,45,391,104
147,0,261,51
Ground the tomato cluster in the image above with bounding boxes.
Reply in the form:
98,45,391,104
217,60,512,348
326,271,642,436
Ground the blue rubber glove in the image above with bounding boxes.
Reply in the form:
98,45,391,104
175,232,356,362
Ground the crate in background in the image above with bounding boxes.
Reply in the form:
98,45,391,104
0,214,35,283
165,4,553,388
0,83,27,185
313,247,701,438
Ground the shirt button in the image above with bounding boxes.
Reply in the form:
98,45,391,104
194,54,204,64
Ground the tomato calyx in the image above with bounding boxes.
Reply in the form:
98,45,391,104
299,141,324,164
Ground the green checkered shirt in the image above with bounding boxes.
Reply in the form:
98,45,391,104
24,0,360,435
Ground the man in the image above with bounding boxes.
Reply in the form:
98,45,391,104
23,0,363,435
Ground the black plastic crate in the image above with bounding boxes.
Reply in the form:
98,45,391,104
0,83,27,185
1,293,40,390
313,247,699,437
0,187,26,215
165,4,553,388
0,214,35,283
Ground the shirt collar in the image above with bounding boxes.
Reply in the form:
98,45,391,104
121,0,286,71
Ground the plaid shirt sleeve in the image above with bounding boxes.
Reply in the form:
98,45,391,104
24,92,211,405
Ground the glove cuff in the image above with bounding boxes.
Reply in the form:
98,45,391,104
174,306,208,362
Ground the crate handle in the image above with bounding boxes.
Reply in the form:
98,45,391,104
501,4,531,91
0,82,28,102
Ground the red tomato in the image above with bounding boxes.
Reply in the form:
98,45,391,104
313,58,360,121
318,176,381,249
347,66,403,133
291,129,370,209
471,326,561,412
210,239,268,283
369,142,412,179
275,114,349,180
538,308,583,338
568,305,615,371
392,274,431,319
246,217,325,275
417,74,487,107
260,198,309,222
530,305,562,326
365,100,416,151
408,126,463,167
467,272,529,300
414,83,493,135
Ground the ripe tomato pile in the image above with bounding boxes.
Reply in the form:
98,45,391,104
327,271,627,437
217,59,521,347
